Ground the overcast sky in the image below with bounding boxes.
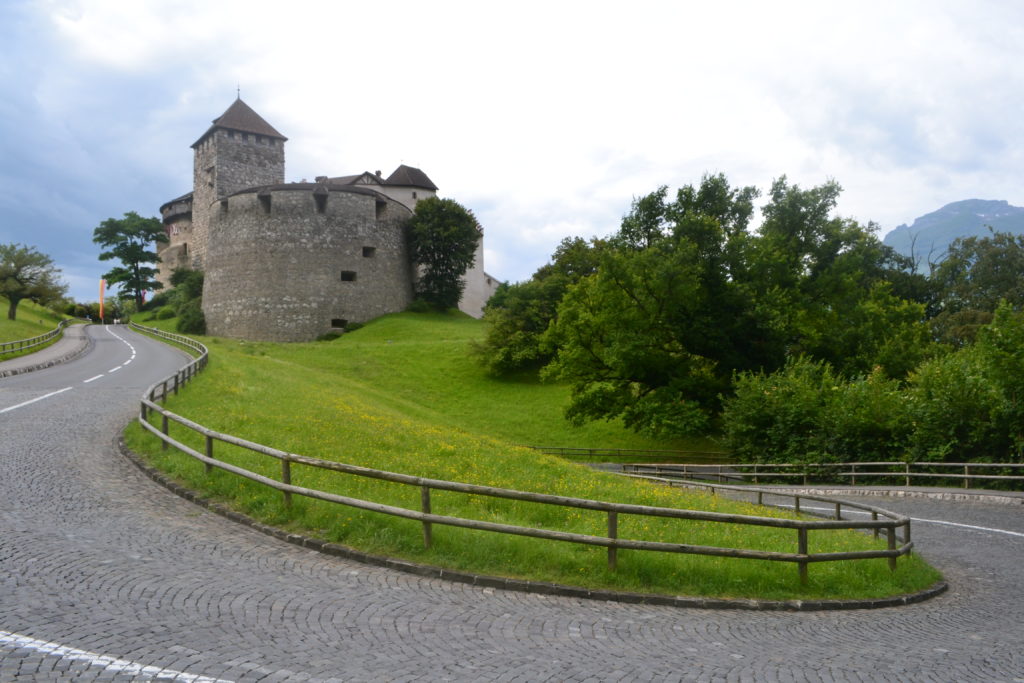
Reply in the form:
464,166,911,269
2,0,1022,303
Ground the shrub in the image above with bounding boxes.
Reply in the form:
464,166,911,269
176,299,206,334
156,307,175,320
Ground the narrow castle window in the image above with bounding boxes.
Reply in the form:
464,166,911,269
362,246,376,258
256,135,263,144
259,194,271,214
314,193,327,214
340,271,357,282
227,131,235,139
220,199,229,214
331,318,348,329
242,133,249,142
412,191,418,199
375,199,385,220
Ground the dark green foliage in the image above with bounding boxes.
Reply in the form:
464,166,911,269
930,231,1024,345
0,243,67,321
156,307,175,320
473,236,600,376
92,211,168,309
407,197,481,310
542,174,928,437
724,359,909,464
176,298,206,334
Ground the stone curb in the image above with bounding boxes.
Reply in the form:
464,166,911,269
118,436,948,612
0,325,94,379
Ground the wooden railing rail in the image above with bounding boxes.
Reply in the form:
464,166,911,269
131,324,913,585
621,461,1024,489
0,318,76,356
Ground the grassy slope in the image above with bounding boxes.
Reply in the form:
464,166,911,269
126,312,940,600
0,297,66,344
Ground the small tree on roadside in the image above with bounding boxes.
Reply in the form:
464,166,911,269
407,197,481,310
0,243,68,320
92,211,168,310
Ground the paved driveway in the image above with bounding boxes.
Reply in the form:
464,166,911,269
1,325,1022,681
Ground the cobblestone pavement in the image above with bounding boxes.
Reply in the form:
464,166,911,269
1,325,1022,681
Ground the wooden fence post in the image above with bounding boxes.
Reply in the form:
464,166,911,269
161,414,169,450
872,511,879,539
421,486,432,549
887,527,897,571
797,527,808,585
607,510,618,571
281,458,292,508
205,435,214,474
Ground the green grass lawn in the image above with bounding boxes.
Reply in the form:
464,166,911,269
126,312,942,601
0,297,70,358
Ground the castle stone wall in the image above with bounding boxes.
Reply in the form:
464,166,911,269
202,187,414,342
192,130,285,272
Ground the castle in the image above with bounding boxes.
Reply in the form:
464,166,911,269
157,98,499,342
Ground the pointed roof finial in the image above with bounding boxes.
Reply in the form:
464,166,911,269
236,84,241,100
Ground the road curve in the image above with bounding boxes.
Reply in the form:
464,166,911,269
1,325,1022,682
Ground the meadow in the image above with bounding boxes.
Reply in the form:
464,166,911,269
126,311,941,601
0,297,68,358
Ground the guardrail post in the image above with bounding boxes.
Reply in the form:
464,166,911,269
756,491,763,506
753,464,759,484
161,380,168,403
140,401,147,421
205,435,214,474
161,414,169,450
281,458,292,508
850,463,857,486
421,486,432,549
903,520,911,546
797,527,808,585
173,373,179,396
872,511,879,539
607,510,618,571
905,462,910,487
834,503,841,520
794,496,801,515
963,464,969,489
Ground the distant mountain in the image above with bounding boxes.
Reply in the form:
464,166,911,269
883,199,1024,268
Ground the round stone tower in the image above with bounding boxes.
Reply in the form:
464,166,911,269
202,181,415,342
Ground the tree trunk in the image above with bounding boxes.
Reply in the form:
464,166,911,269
7,296,20,321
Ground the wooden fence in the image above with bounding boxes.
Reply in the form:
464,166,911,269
622,462,1024,489
0,319,75,357
130,323,913,585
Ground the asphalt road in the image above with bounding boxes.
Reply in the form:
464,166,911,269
1,325,1022,682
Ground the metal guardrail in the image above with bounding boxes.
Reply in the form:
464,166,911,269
621,462,1024,489
132,324,913,585
0,318,75,357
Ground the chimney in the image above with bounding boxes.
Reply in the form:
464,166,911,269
375,170,382,177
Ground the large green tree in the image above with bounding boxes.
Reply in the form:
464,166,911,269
407,197,481,310
543,174,929,437
929,231,1024,346
92,211,167,309
473,236,601,375
0,243,68,320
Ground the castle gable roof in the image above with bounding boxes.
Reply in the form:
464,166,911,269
385,164,438,191
192,98,288,148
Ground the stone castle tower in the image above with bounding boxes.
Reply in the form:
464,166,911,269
157,98,499,342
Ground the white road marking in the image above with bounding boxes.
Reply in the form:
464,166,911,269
786,503,1024,538
0,387,73,414
108,366,121,373
83,375,104,383
0,630,234,682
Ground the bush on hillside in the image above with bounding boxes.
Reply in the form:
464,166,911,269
176,298,206,334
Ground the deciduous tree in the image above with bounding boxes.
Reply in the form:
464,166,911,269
407,198,481,310
0,243,68,320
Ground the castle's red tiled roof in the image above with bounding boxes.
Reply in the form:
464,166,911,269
192,98,287,148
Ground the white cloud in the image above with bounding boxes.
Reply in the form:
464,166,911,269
4,0,1021,302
